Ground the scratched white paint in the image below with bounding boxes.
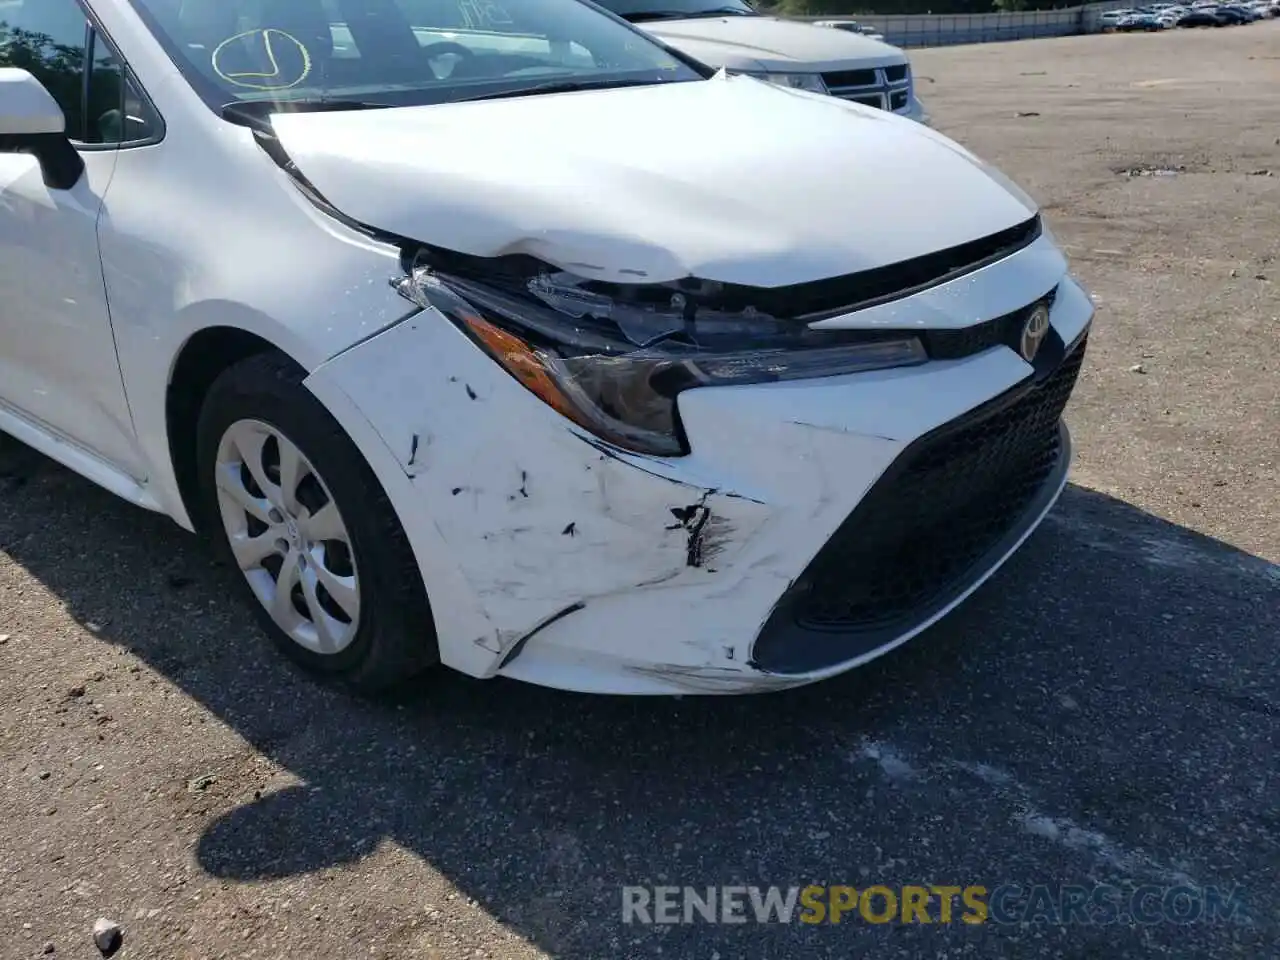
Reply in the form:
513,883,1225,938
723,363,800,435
308,315,777,650
311,286,1089,692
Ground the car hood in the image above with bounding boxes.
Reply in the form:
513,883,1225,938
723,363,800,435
641,16,906,70
270,72,1036,287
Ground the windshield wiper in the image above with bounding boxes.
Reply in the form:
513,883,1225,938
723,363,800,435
222,98,395,131
451,77,672,103
676,6,757,15
622,7,753,21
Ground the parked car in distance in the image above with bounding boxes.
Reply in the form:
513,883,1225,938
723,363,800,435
1116,12,1164,28
1151,2,1188,19
592,0,927,122
1177,7,1229,23
813,19,887,41
1214,5,1255,21
1100,8,1138,28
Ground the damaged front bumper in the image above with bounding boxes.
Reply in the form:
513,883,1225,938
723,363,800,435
304,249,1094,695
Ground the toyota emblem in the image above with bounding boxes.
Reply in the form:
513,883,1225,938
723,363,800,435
1020,304,1051,362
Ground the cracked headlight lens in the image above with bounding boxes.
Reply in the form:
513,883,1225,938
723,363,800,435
394,261,925,458
738,71,828,94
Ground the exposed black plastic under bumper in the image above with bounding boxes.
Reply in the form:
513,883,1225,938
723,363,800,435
751,424,1070,674
750,338,1086,675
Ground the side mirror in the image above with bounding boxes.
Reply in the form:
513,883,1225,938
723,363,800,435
0,66,67,136
0,68,85,190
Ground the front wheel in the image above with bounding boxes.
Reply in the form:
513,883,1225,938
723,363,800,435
196,351,438,693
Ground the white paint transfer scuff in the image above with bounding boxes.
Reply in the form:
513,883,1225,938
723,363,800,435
852,743,1202,888
1045,509,1280,581
857,738,920,783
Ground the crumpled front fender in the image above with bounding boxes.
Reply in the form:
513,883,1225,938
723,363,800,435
304,309,773,676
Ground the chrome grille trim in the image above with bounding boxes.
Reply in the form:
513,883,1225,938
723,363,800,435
822,65,914,114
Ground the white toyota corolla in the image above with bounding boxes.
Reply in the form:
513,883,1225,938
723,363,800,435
0,0,1092,695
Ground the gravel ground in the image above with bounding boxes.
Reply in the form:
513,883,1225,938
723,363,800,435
3,24,1279,960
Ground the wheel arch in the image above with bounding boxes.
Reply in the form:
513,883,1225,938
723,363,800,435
166,325,299,532
165,319,502,677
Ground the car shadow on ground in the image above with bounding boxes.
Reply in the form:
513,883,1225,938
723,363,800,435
2,433,1277,957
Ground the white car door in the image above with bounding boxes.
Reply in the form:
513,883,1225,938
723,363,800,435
0,0,147,478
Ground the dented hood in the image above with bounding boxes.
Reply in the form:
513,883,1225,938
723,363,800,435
641,16,907,71
269,73,1037,286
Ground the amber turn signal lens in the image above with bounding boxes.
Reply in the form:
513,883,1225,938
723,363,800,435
459,313,590,427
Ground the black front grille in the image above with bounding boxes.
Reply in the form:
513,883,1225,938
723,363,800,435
712,215,1043,320
823,68,878,88
924,287,1057,360
789,336,1087,632
823,65,910,111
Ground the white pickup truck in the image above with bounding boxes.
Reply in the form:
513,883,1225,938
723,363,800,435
592,0,928,123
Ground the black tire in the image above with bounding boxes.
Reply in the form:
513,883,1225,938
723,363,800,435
195,350,439,694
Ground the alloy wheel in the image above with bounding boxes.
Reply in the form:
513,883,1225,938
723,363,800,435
214,419,361,655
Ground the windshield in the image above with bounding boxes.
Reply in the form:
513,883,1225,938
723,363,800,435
592,0,756,20
125,0,705,112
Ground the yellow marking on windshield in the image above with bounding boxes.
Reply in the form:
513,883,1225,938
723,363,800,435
213,29,313,91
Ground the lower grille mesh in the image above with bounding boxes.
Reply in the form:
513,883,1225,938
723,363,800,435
793,337,1087,630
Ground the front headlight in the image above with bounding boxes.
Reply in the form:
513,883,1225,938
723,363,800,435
738,71,828,94
394,255,926,457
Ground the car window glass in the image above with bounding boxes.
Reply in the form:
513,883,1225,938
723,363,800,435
86,28,125,143
0,0,158,145
86,31,161,144
120,73,162,142
126,0,703,111
343,0,597,73
0,0,91,140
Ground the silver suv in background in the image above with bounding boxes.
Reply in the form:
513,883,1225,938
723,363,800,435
595,0,928,122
